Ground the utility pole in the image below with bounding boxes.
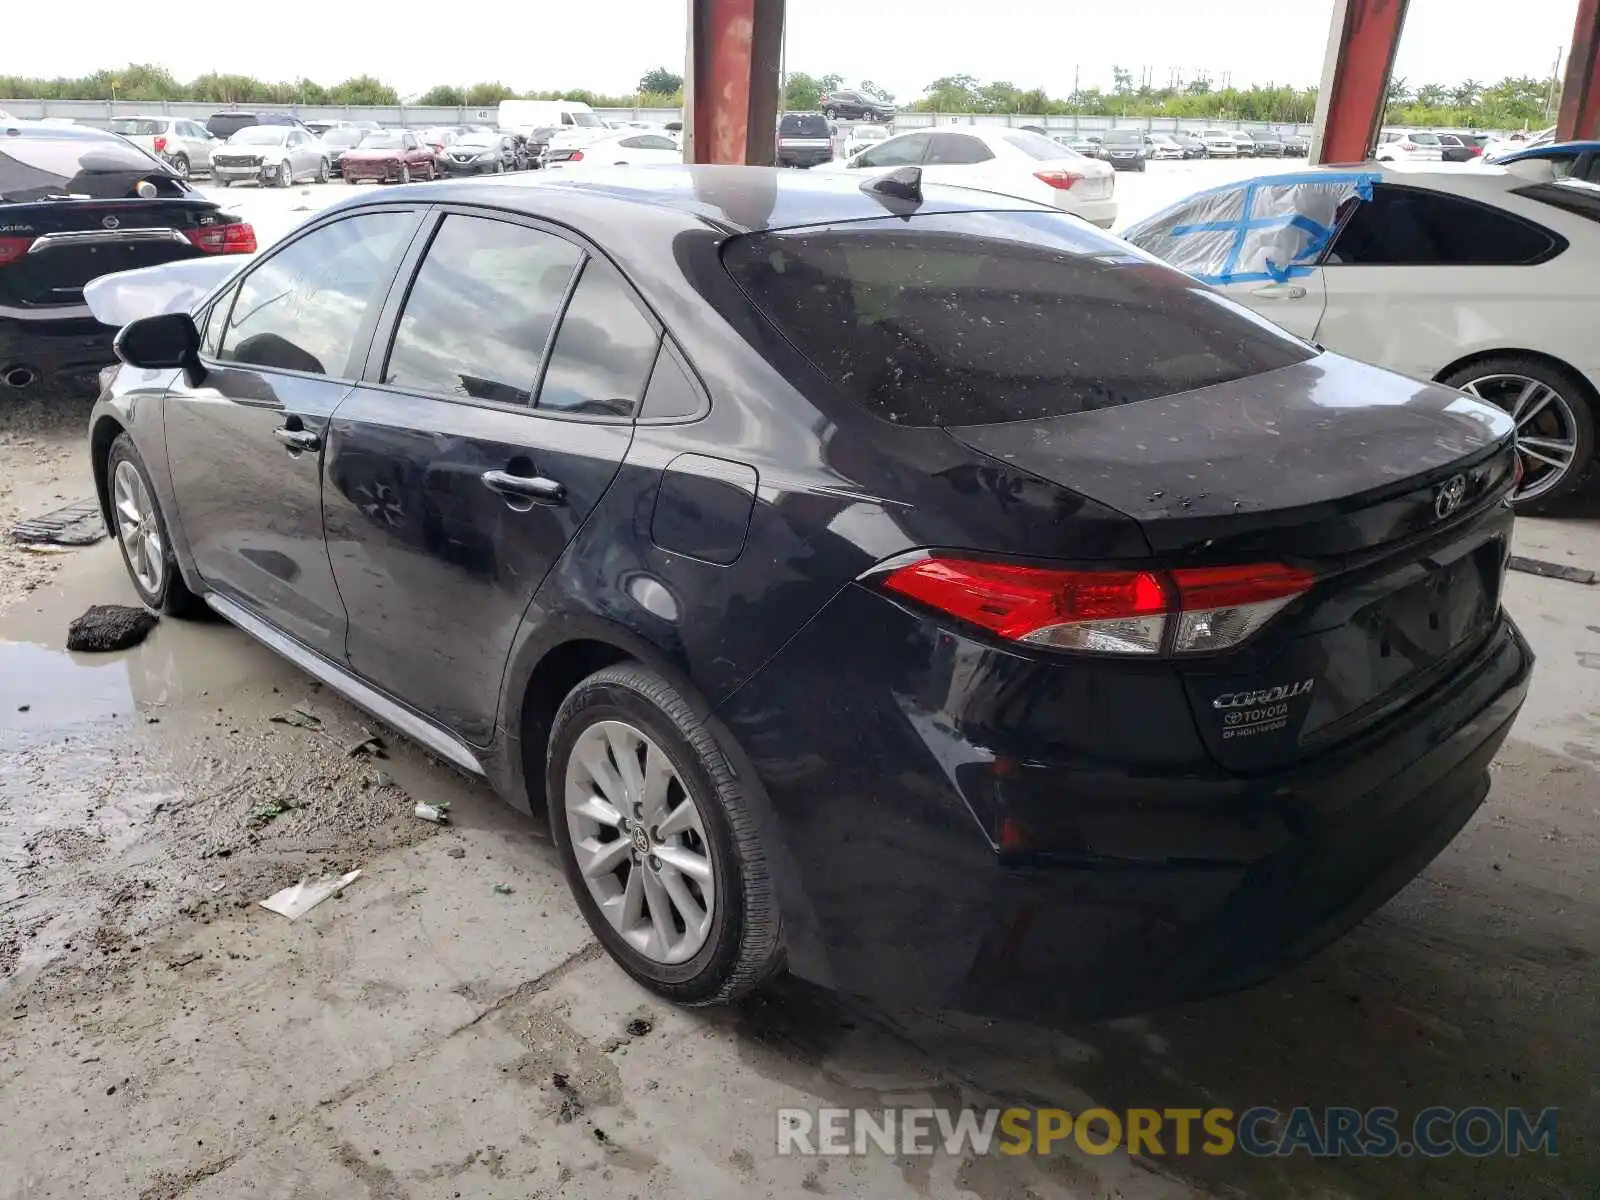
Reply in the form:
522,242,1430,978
1545,45,1564,120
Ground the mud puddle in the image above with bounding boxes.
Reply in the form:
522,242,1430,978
0,563,496,1015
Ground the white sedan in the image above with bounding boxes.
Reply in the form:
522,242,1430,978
1123,162,1600,506
545,130,682,169
817,127,1116,227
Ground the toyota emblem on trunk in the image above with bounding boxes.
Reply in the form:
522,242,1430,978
1434,474,1467,520
101,215,120,229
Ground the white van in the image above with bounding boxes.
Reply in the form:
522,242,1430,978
496,99,603,139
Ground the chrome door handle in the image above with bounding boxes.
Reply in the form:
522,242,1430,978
481,469,565,505
1251,283,1308,300
274,427,321,453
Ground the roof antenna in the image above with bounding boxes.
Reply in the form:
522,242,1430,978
861,166,922,205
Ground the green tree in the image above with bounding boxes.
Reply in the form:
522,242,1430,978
326,76,397,106
818,73,844,93
783,71,821,109
1112,66,1134,96
858,80,894,102
1415,82,1447,107
638,67,683,95
920,74,980,111
464,82,516,106
1385,75,1411,104
1451,79,1483,108
418,85,465,106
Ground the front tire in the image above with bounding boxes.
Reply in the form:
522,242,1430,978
277,159,292,187
172,153,191,180
316,158,330,183
399,163,411,184
547,663,782,1006
106,434,207,619
1442,356,1597,509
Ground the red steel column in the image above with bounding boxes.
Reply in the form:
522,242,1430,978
684,0,785,165
1558,0,1600,140
1308,0,1411,165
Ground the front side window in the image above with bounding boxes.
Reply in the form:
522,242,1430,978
856,133,929,168
536,261,659,417
924,134,995,165
384,215,581,405
217,211,416,377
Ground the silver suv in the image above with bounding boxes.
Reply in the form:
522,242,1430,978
107,117,218,180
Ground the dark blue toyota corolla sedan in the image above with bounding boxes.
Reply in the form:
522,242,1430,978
85,166,1531,1021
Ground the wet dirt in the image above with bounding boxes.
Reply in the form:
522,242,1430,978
2,401,1599,1198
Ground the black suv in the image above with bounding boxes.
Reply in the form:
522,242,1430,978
775,113,835,168
819,90,895,123
205,111,308,139
0,121,255,394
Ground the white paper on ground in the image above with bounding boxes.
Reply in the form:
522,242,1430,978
259,869,362,920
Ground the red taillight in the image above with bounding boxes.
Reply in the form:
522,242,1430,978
1400,141,1417,151
875,555,1313,656
569,149,584,162
1034,170,1084,190
153,135,168,153
0,235,33,266
184,221,257,255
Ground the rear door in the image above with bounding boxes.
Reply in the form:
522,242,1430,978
325,209,658,745
162,206,423,658
1316,182,1566,379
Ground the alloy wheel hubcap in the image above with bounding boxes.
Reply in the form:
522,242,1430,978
563,720,715,965
112,460,164,596
1459,373,1580,502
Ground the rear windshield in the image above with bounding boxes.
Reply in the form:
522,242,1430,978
721,211,1315,426
109,119,166,136
780,115,831,137
1,135,179,203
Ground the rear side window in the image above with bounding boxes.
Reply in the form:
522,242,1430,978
384,214,582,405
536,261,660,417
0,135,177,202
218,211,415,377
1328,184,1564,266
1002,131,1075,160
721,211,1315,427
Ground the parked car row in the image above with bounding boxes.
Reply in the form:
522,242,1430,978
1046,128,1309,163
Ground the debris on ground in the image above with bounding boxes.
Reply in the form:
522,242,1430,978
492,883,515,895
346,734,387,759
66,605,158,652
625,1017,654,1037
551,1073,584,1123
250,800,293,826
413,802,449,824
9,497,108,547
1508,555,1597,585
259,869,362,920
446,846,466,859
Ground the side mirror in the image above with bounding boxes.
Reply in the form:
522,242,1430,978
114,312,203,384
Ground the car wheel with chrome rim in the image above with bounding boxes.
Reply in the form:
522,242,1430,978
1444,356,1597,508
105,433,207,618
547,663,782,1004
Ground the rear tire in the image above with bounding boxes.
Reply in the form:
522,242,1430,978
277,159,292,187
106,433,207,619
1441,355,1598,510
316,158,330,183
399,163,411,184
547,663,783,1006
172,153,191,180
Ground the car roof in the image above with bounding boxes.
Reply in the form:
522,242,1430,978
1,119,124,142
1498,139,1600,159
316,165,1053,236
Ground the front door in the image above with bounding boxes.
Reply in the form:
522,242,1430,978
1218,270,1327,342
163,207,421,658
324,210,661,744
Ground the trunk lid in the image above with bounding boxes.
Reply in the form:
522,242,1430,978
0,198,218,311
947,353,1518,771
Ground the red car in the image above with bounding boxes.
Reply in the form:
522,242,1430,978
340,131,439,184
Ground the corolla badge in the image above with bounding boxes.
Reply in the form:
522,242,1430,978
1434,474,1467,520
1212,679,1315,709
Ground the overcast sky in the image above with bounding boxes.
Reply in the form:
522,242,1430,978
9,0,1580,98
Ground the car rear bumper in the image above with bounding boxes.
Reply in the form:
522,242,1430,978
719,586,1532,1022
1055,194,1117,228
0,314,116,391
778,148,835,168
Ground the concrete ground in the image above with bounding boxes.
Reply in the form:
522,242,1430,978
2,162,1599,1199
